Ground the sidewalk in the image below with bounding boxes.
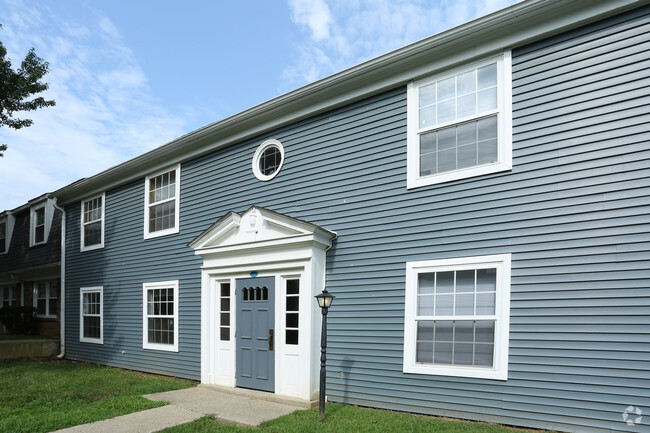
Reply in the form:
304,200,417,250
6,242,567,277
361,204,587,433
52,385,308,433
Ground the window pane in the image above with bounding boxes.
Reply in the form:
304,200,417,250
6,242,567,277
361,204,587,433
454,342,473,365
435,294,453,315
286,296,299,311
416,341,433,363
220,327,230,341
478,139,498,165
84,316,100,339
84,222,102,247
476,293,496,315
475,321,495,343
455,294,474,315
37,299,46,315
419,106,436,128
475,343,494,367
437,77,455,101
477,63,497,89
418,273,434,295
418,83,436,107
478,87,497,112
220,283,230,297
286,312,299,328
35,226,45,243
220,297,230,312
437,99,455,124
435,321,453,341
417,321,434,341
456,270,474,292
286,329,299,345
434,342,453,364
436,272,454,293
420,152,436,177
477,268,496,291
286,279,299,295
418,295,433,316
457,93,476,118
149,201,175,232
457,143,477,169
455,321,474,342
457,70,475,95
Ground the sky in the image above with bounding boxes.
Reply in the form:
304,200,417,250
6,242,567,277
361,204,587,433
0,0,519,211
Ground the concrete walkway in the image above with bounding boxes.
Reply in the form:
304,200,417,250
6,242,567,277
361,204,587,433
52,385,309,433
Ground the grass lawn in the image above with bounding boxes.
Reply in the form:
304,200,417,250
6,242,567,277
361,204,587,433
0,359,195,433
160,402,549,433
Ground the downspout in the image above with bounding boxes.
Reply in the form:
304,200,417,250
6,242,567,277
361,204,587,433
51,196,65,359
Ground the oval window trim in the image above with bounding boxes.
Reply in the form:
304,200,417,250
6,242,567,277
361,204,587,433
252,139,284,181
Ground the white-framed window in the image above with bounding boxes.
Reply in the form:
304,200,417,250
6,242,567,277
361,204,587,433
219,281,231,341
30,205,47,246
0,218,6,254
285,278,299,345
143,280,179,352
80,287,103,344
144,165,180,239
404,254,511,380
407,51,512,189
252,139,284,181
81,194,105,251
1,286,17,307
34,281,58,318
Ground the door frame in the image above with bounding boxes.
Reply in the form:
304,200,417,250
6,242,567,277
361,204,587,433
192,206,336,401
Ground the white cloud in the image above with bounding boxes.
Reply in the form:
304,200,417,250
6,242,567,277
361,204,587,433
282,0,520,91
0,1,190,210
288,0,333,42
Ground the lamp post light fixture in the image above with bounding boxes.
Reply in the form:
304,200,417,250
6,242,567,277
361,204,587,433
315,289,335,419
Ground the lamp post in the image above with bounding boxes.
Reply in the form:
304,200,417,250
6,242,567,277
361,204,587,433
315,289,335,419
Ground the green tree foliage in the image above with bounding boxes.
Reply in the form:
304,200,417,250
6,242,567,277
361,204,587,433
0,24,56,157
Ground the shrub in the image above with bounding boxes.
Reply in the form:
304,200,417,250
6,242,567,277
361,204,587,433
0,305,38,334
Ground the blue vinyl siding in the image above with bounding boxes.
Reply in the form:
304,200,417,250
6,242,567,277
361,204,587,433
64,4,650,432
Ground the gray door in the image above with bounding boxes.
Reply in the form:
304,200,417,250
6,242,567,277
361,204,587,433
236,277,275,392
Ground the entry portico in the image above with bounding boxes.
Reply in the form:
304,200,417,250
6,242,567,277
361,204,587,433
189,206,336,402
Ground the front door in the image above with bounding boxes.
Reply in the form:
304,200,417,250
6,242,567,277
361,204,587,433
235,277,275,392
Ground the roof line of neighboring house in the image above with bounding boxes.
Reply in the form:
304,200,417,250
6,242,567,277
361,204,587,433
1,193,52,217
52,0,645,205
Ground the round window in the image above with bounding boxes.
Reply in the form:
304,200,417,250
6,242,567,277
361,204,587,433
252,139,284,181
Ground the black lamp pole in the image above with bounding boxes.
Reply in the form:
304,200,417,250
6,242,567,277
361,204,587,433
315,289,335,419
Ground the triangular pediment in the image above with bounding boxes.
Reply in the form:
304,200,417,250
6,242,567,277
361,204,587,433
189,206,335,252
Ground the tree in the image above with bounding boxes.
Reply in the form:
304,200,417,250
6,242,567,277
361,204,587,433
0,24,56,157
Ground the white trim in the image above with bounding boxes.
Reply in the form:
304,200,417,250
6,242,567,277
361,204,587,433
29,203,47,246
252,139,285,181
407,51,512,189
143,280,179,352
80,193,105,251
403,253,511,381
143,164,181,239
0,217,7,254
80,286,103,344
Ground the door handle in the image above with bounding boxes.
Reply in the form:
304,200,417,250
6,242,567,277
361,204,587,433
268,329,274,351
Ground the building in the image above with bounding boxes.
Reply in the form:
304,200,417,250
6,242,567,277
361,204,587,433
50,1,649,431
0,195,62,337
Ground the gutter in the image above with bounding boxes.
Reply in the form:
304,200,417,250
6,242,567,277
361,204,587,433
50,196,65,359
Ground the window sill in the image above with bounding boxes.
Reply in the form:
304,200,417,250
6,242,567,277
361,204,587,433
407,161,512,189
143,343,178,352
143,227,179,240
81,244,104,252
403,363,507,381
80,338,103,344
35,315,57,320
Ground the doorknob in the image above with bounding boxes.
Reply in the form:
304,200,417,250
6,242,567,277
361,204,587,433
268,329,274,351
